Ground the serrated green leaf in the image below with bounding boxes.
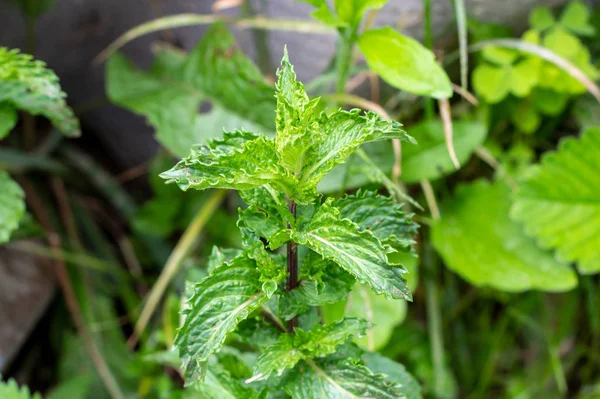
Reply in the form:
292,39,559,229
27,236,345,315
198,364,264,399
279,250,355,320
0,377,41,399
359,27,452,99
240,230,287,297
559,0,596,36
295,109,413,202
333,190,417,250
284,356,406,399
432,179,577,291
0,102,17,138
400,120,487,183
0,170,25,244
0,47,79,136
175,255,268,384
252,318,370,380
292,198,411,300
160,131,294,194
206,246,242,273
275,49,321,176
530,7,556,31
511,128,600,274
106,24,275,156
362,352,422,399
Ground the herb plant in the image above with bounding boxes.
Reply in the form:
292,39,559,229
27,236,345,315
159,51,419,397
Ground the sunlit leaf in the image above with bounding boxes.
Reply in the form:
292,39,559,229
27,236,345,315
359,27,452,99
511,128,600,274
0,377,41,399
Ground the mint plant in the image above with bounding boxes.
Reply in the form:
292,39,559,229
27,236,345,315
160,51,418,396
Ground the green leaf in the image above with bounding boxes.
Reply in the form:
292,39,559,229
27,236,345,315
358,27,452,99
275,49,321,177
472,64,510,103
199,364,264,399
432,179,577,291
399,120,487,183
509,57,540,97
252,318,370,380
175,255,268,384
279,250,355,320
559,0,596,36
106,24,275,156
160,131,294,194
531,88,569,116
295,109,413,202
511,128,600,274
0,103,17,138
0,170,25,244
362,352,422,399
240,231,287,297
0,377,41,399
334,0,387,26
284,356,406,399
529,7,556,31
333,190,417,250
292,198,411,300
0,47,80,136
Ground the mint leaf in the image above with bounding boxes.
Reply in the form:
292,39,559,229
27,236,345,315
511,128,600,274
334,190,417,250
0,170,25,244
284,356,406,399
160,131,294,194
200,364,264,399
432,179,577,291
0,377,41,399
0,47,79,136
292,198,411,300
107,24,275,156
175,255,268,384
252,318,370,380
359,27,452,99
362,352,422,399
295,109,413,202
0,103,17,139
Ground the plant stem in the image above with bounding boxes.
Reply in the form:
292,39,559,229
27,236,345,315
286,198,299,332
335,28,356,95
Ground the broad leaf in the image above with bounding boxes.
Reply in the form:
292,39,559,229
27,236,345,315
175,255,268,384
400,120,487,183
279,250,355,320
362,352,422,399
295,109,413,202
511,128,600,274
252,318,369,380
559,0,595,36
292,198,411,300
334,190,417,250
284,356,406,399
432,180,577,292
358,27,452,99
160,131,294,194
106,24,275,156
0,171,25,244
530,7,556,31
0,377,41,399
0,47,79,136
